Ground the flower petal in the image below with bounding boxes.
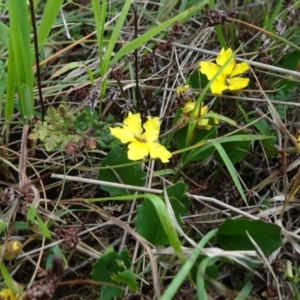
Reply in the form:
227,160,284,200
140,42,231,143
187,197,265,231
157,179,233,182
227,77,249,91
199,61,220,80
210,78,228,94
142,116,160,142
200,105,209,115
182,101,195,114
216,48,235,77
192,104,208,118
123,112,143,137
177,85,190,97
197,118,212,130
147,142,172,163
109,127,136,143
128,141,149,160
230,62,249,77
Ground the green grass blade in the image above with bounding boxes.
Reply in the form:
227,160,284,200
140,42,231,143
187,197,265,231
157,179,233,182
144,194,184,262
5,37,16,123
157,0,178,22
0,261,17,293
212,141,247,204
161,229,218,300
182,134,271,164
87,193,185,263
110,1,210,66
234,279,253,300
197,257,220,300
0,20,9,48
7,0,34,123
0,61,7,119
92,0,106,113
102,0,132,75
92,0,106,67
37,0,64,51
99,0,132,104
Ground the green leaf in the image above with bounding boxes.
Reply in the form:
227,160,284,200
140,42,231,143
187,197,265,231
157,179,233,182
5,30,17,122
47,244,68,269
212,141,247,204
0,262,18,293
98,146,146,196
0,20,9,48
163,181,190,226
7,0,34,122
0,220,7,235
135,198,169,245
112,270,137,292
134,182,188,246
160,229,218,300
35,214,51,239
175,126,216,161
44,137,56,152
91,248,132,300
216,218,282,255
184,134,270,165
13,222,29,230
187,68,202,89
110,1,210,66
27,204,36,223
216,132,250,165
276,50,300,90
251,119,276,157
27,205,51,239
37,0,64,52
100,286,122,300
51,62,87,78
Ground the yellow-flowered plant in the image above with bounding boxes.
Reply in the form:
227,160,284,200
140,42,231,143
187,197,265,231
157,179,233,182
176,85,193,100
176,85,218,130
0,288,18,300
109,112,172,163
2,241,23,261
199,47,249,94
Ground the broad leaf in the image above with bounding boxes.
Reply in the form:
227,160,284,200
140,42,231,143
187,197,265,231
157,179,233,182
112,270,138,292
99,146,145,196
92,247,134,300
134,182,188,246
216,218,282,255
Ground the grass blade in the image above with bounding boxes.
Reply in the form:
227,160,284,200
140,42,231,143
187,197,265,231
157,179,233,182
7,0,34,123
212,141,247,204
37,0,64,51
110,1,210,66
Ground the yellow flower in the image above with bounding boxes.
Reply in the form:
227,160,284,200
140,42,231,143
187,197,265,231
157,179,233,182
182,101,219,130
199,48,249,94
109,112,172,163
0,288,18,300
176,85,193,100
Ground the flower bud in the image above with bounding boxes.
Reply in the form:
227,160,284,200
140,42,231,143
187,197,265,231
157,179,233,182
3,241,22,260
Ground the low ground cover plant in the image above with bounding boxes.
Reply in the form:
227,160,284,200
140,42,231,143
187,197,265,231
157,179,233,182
0,0,300,299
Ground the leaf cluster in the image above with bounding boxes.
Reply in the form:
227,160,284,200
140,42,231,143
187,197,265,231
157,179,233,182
29,102,80,151
73,108,116,149
29,102,115,152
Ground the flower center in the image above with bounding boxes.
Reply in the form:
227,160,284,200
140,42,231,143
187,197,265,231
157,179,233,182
135,136,147,143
